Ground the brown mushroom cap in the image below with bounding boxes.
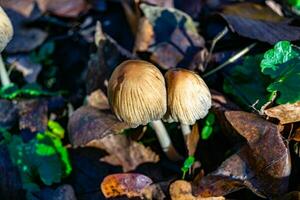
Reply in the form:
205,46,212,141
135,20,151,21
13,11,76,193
0,7,13,52
108,60,167,127
164,68,211,125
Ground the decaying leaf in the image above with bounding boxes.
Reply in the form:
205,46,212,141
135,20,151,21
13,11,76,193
265,101,300,124
292,127,300,142
222,2,284,22
193,111,291,198
36,0,89,17
68,106,129,147
135,4,206,69
86,89,110,110
0,0,35,17
5,9,47,53
86,133,159,172
100,173,153,198
170,180,225,200
18,99,48,133
86,21,137,94
220,14,300,44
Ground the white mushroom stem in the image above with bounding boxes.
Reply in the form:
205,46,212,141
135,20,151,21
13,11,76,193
0,54,10,86
181,124,191,139
150,120,182,161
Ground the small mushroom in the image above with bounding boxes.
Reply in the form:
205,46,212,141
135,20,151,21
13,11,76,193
164,68,211,137
108,60,181,160
0,7,13,86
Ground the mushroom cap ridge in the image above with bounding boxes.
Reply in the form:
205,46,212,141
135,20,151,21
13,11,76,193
108,60,167,127
164,68,211,125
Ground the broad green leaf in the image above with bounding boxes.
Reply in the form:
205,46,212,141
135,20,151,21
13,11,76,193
223,55,272,108
267,58,300,104
6,123,72,190
260,41,298,78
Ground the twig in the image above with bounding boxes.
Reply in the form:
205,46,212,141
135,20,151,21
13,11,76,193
204,27,228,69
203,43,257,78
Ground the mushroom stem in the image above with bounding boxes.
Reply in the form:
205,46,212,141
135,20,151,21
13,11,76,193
0,54,10,87
181,124,191,139
150,120,182,161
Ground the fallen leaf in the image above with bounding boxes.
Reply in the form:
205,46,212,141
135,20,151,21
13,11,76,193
292,127,300,142
86,133,159,172
7,54,42,83
67,106,129,147
86,21,137,94
192,111,291,198
170,180,225,200
222,2,284,22
0,99,18,129
18,99,48,133
5,9,47,53
220,14,300,44
135,4,206,69
36,0,89,18
265,101,300,124
175,0,203,18
86,89,110,110
100,173,153,198
0,0,35,17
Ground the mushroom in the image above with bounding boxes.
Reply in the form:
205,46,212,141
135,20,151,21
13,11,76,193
108,60,181,160
164,68,211,138
0,7,13,86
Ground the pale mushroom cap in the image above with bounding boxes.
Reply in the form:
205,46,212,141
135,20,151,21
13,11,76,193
164,68,211,125
0,7,13,52
108,60,167,127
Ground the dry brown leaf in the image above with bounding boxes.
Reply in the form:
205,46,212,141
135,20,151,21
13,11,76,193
18,99,48,133
170,180,225,200
5,9,47,53
222,2,284,22
36,0,89,17
135,4,206,69
186,123,200,156
86,134,159,172
67,106,129,147
134,17,154,52
265,101,300,124
86,89,110,110
100,173,153,198
192,111,291,198
220,14,300,44
0,0,34,17
293,127,300,142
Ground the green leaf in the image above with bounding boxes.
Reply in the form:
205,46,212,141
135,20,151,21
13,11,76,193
260,41,298,78
6,125,72,190
267,58,300,104
223,55,272,108
47,120,65,139
201,126,213,140
181,156,195,172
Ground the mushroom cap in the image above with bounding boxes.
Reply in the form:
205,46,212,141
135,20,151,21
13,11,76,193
108,60,167,127
164,68,211,125
0,7,13,52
